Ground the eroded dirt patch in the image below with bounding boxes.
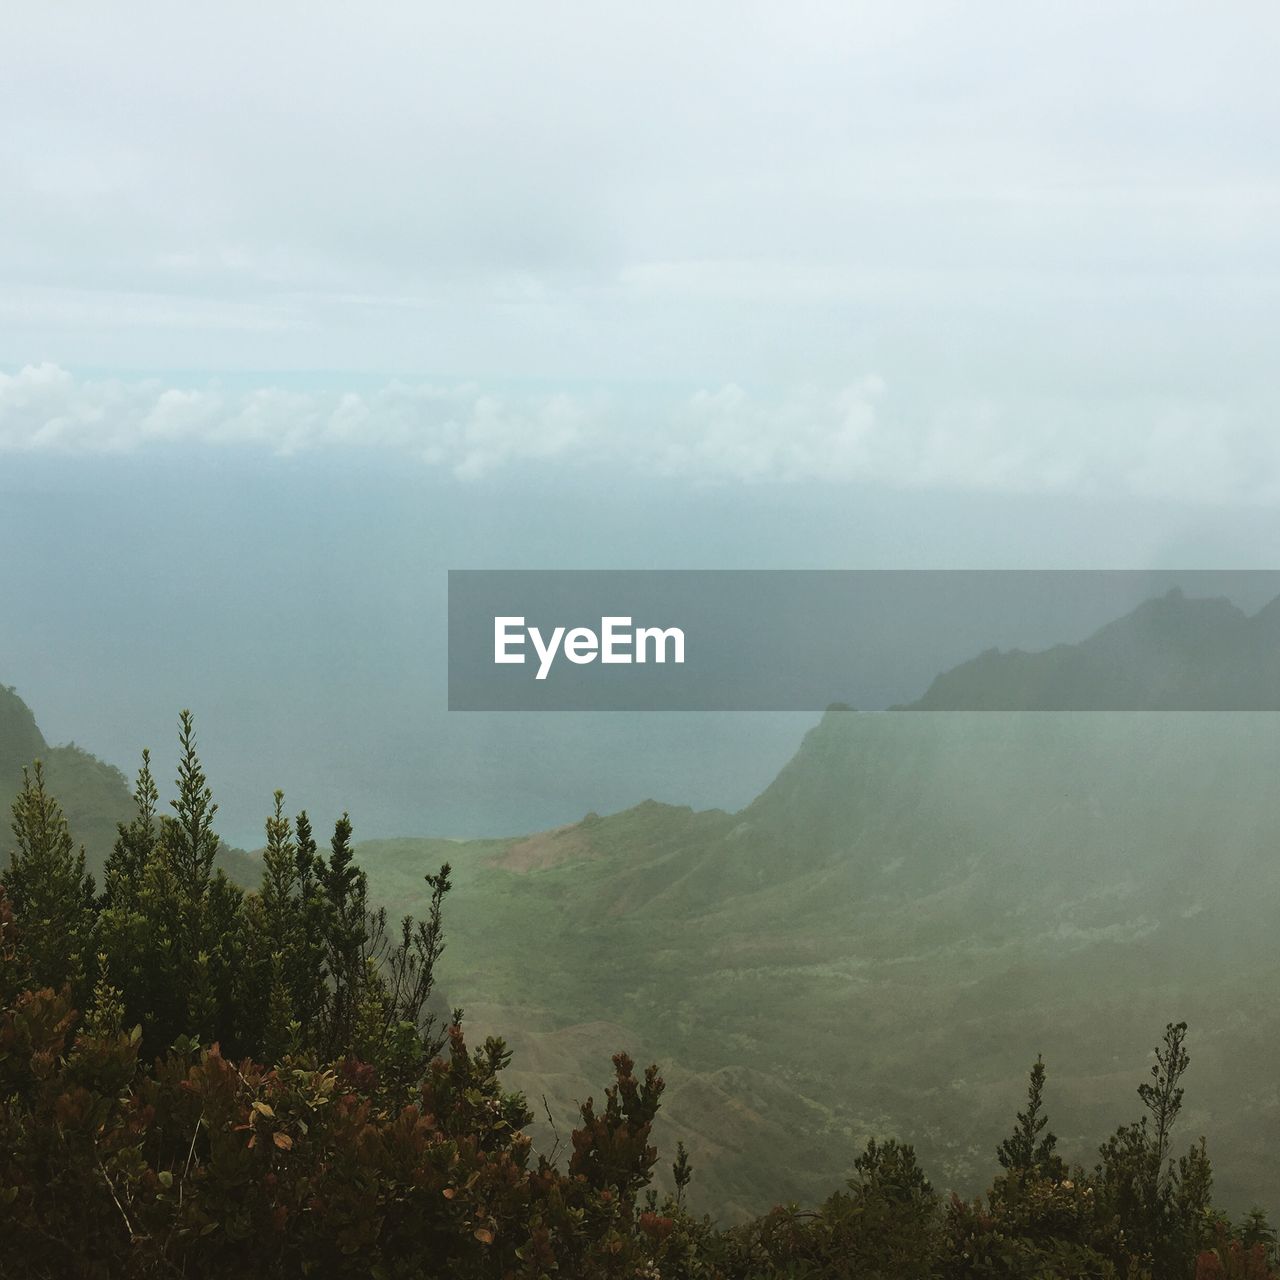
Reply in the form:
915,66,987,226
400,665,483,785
485,821,598,873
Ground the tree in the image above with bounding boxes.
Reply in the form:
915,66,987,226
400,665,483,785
245,791,301,1055
102,749,159,911
5,761,96,999
104,719,249,1054
286,809,328,1045
997,1054,1065,1183
99,753,162,1040
1140,1019,1191,1198
259,790,298,952
318,812,367,1057
366,861,453,1062
160,710,220,902
1096,1020,1211,1275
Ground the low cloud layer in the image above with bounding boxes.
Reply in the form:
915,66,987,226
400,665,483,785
1,363,1272,504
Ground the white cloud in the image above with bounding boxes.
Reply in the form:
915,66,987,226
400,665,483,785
0,365,597,478
2,363,1277,503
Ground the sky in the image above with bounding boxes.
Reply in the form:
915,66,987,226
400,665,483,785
3,3,1280,842
4,2,1280,499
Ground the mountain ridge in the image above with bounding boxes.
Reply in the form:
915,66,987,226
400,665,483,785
903,586,1280,709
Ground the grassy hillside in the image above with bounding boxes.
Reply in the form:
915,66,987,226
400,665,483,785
356,710,1280,1220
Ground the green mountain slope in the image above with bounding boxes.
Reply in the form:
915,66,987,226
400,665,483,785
356,710,1280,1220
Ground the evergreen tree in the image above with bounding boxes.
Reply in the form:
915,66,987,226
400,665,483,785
351,955,391,1065
5,761,96,1000
1139,1019,1190,1198
110,718,248,1054
997,1054,1065,1182
259,790,298,954
288,810,328,1045
99,753,161,1038
161,710,219,901
243,792,300,1057
155,711,218,1032
262,951,294,1064
672,1141,694,1211
82,952,125,1040
1096,1020,1207,1274
102,749,158,911
1241,1207,1279,1259
0,883,29,1005
129,823,186,1050
319,812,368,1057
203,868,247,1048
188,949,217,1044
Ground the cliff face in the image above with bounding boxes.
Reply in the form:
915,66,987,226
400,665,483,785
0,684,47,778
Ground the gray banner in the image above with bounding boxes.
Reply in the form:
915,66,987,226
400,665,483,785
447,570,1280,711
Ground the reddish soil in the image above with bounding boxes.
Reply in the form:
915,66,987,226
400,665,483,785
485,822,598,873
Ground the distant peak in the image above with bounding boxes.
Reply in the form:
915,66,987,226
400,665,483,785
902,588,1278,710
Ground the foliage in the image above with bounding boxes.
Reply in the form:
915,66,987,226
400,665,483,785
0,961,678,1278
5,761,96,1003
995,1055,1065,1185
91,713,452,1072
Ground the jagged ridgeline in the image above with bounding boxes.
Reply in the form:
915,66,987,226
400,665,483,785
905,586,1280,709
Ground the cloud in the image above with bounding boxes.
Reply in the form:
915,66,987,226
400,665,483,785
0,365,597,479
2,364,1277,504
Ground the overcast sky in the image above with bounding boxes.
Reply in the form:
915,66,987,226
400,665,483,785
3,2,1280,501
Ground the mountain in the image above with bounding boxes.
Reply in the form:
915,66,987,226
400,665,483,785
356,708,1280,1220
904,587,1280,708
0,684,258,887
